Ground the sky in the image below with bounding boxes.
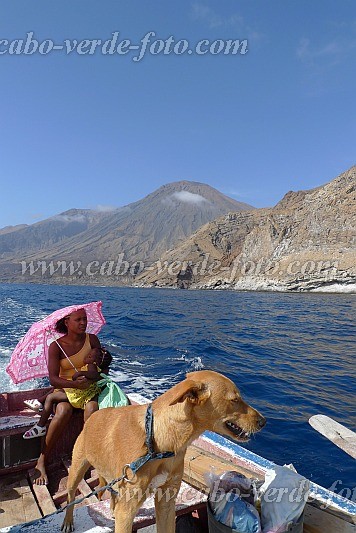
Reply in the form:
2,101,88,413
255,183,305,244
0,0,355,228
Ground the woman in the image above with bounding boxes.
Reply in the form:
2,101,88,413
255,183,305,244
34,308,111,486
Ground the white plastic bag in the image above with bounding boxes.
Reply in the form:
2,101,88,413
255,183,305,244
206,470,261,533
258,465,309,533
210,491,261,532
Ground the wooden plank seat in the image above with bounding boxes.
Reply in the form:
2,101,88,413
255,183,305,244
0,414,43,475
0,411,41,441
0,398,84,476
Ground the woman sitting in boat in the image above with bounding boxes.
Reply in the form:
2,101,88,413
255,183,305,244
33,308,111,486
23,347,108,440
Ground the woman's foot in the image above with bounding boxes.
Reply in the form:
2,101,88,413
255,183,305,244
24,399,43,412
33,456,48,485
23,423,47,439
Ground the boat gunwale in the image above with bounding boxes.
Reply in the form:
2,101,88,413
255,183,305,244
1,387,355,528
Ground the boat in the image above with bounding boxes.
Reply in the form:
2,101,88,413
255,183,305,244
1,387,355,532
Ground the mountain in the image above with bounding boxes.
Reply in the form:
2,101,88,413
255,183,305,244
0,209,111,256
136,167,356,292
0,181,253,282
0,224,28,236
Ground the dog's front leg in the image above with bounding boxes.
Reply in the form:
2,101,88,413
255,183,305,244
154,481,180,533
113,484,146,533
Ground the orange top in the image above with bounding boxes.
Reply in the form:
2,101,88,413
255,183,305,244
59,333,91,380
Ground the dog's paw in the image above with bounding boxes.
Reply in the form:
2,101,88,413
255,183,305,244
61,520,75,532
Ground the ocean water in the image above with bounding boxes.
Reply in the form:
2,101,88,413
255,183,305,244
0,283,355,496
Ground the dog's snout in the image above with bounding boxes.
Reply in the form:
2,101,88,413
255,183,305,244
258,416,266,429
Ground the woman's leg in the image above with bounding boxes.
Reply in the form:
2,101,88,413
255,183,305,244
34,401,73,485
84,397,98,423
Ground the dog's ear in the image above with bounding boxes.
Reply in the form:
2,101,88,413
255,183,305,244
169,379,211,406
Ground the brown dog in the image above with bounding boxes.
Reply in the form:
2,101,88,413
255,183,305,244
61,370,265,533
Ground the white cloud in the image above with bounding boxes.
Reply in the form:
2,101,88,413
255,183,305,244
223,189,245,199
162,191,209,206
296,31,356,96
190,3,264,43
170,191,209,204
296,37,311,61
191,3,243,29
94,205,117,212
52,214,87,223
296,36,356,66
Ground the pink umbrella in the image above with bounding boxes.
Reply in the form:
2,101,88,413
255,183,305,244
6,301,106,384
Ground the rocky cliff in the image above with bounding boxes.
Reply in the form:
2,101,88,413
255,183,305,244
136,167,356,292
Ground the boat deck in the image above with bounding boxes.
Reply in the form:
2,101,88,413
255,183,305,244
1,389,355,532
0,460,207,531
0,390,208,531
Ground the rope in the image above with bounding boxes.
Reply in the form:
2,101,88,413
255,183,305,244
19,404,175,529
13,475,124,531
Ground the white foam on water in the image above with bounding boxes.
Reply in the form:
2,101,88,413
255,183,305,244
0,347,16,392
169,351,189,361
169,353,205,370
0,375,43,394
122,359,145,366
311,283,356,293
110,368,173,398
109,369,130,383
189,356,204,371
0,299,46,332
127,374,173,399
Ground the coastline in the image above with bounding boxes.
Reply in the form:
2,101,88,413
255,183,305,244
0,277,355,294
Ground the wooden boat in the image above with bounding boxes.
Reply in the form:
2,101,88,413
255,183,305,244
1,387,355,532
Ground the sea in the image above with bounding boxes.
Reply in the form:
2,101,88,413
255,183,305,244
0,283,355,497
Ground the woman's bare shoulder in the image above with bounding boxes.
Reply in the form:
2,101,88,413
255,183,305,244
89,333,101,348
48,339,62,357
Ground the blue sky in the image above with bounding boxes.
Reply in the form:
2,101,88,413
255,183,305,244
0,0,355,228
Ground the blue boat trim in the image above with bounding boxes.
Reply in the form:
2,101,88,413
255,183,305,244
130,393,356,518
201,431,356,517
